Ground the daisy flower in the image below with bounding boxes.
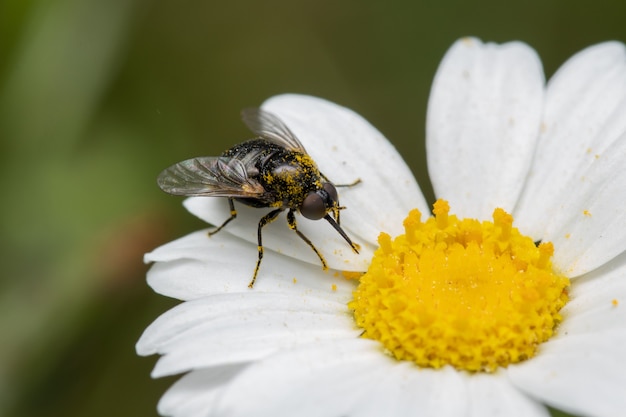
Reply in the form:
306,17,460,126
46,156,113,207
137,37,626,417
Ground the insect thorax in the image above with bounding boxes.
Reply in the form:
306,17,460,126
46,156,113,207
261,151,323,208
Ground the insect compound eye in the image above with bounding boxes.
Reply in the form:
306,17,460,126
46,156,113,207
323,182,338,203
301,192,326,220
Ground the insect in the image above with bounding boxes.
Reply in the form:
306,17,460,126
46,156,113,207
157,108,360,288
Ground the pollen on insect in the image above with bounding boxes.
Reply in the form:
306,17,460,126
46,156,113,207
612,299,619,307
583,210,592,217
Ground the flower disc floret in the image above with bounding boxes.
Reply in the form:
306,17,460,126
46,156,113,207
350,200,570,372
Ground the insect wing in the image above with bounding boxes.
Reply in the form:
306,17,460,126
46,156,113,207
157,156,266,198
241,108,307,153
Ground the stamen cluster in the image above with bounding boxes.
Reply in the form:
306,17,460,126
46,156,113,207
350,200,570,372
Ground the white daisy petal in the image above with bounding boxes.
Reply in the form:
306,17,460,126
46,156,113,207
508,333,626,417
137,292,354,356
544,133,626,276
145,229,222,264
213,339,465,417
427,37,544,220
138,293,359,377
515,41,626,240
158,365,246,417
349,365,468,417
468,373,550,417
145,230,357,300
558,252,626,335
210,339,385,417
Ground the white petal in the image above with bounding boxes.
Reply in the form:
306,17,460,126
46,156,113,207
213,339,471,417
545,133,626,276
137,293,359,377
211,339,386,417
559,251,626,334
349,365,468,417
184,94,427,271
137,292,353,355
508,332,626,417
427,37,545,220
144,229,222,264
158,365,246,417
213,339,546,417
144,230,358,300
515,41,626,242
468,373,549,417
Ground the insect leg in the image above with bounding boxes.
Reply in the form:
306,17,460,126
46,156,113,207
208,198,237,237
320,172,361,188
335,178,361,187
249,208,283,288
286,209,328,271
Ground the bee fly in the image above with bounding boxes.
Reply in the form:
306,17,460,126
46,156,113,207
157,108,360,288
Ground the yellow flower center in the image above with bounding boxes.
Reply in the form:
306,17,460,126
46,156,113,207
349,199,570,372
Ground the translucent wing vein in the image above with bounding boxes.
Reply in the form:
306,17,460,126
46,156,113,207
157,156,266,198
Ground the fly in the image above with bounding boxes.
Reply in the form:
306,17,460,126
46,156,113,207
157,108,360,288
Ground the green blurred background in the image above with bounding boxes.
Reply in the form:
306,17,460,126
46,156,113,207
1,0,624,416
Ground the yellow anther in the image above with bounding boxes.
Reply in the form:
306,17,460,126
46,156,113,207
350,200,570,372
